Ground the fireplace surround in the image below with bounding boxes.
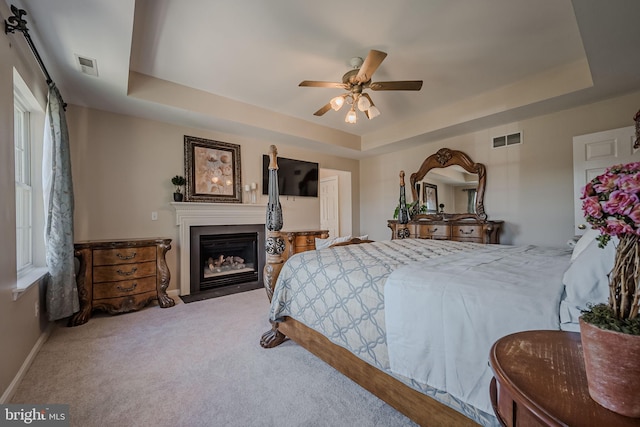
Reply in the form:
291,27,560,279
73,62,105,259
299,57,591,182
172,202,266,299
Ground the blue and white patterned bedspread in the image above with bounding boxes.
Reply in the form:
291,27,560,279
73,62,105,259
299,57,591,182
269,239,503,426
269,239,483,366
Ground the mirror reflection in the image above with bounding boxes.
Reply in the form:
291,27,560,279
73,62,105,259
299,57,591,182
419,166,478,214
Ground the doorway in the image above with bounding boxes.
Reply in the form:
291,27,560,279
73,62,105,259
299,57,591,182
319,169,352,239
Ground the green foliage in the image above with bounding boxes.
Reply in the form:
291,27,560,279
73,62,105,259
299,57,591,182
393,202,427,219
581,303,640,335
171,175,186,186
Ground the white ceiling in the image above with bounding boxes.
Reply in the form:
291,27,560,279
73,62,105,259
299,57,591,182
6,0,640,158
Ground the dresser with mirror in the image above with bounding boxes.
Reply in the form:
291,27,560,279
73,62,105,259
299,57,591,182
387,148,503,244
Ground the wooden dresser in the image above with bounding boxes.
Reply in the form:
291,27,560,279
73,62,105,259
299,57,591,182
387,219,503,244
69,238,175,326
279,229,329,261
489,330,640,427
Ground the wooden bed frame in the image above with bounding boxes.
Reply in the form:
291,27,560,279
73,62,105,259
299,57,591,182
259,145,480,427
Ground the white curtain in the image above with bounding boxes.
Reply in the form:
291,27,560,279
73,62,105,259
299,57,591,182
43,83,78,321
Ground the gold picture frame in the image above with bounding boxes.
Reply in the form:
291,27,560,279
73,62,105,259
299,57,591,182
184,135,242,203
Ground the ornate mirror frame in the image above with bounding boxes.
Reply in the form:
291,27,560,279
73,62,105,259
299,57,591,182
409,148,488,221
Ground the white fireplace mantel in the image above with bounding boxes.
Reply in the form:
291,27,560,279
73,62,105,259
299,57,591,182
171,202,266,295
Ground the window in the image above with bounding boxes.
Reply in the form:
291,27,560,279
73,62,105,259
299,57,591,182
13,69,45,286
14,89,33,273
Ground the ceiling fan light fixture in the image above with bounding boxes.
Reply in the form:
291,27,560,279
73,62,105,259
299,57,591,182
357,95,371,112
345,107,357,124
330,96,345,111
366,105,380,120
300,50,422,124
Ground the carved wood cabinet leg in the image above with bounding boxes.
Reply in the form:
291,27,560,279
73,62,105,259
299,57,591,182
68,248,92,326
156,239,175,308
260,320,287,348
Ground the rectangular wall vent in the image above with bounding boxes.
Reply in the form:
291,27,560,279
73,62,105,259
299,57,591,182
492,131,522,148
75,54,98,77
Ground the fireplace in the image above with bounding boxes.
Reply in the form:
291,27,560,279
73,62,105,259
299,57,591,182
172,202,267,298
187,224,265,302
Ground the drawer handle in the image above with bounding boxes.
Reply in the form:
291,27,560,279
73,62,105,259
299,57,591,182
116,252,136,260
428,228,438,233
116,283,137,292
459,229,475,235
116,267,138,276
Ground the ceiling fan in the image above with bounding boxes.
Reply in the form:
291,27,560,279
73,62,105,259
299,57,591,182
299,50,423,124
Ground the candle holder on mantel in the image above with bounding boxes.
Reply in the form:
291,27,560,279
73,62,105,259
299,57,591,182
244,184,251,203
250,182,258,204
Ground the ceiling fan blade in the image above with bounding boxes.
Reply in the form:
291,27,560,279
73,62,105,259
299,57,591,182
369,80,423,91
355,50,387,84
313,103,333,116
299,80,348,89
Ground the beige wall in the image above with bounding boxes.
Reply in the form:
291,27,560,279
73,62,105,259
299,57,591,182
67,106,360,295
360,91,640,246
0,3,51,402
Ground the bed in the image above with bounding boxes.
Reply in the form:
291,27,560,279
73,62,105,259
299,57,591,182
259,146,615,426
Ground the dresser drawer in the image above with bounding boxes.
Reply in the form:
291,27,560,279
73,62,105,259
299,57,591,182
93,261,156,283
93,276,156,299
415,224,450,239
452,225,483,240
93,246,156,266
295,234,317,249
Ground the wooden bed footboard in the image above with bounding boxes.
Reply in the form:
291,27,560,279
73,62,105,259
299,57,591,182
260,146,480,427
276,317,479,426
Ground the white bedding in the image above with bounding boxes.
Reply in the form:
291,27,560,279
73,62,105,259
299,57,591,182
384,244,572,415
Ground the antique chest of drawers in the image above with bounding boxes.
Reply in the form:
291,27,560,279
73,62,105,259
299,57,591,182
279,229,329,261
69,238,175,326
387,220,503,244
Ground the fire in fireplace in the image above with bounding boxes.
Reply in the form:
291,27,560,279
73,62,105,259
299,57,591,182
188,224,265,301
200,232,257,289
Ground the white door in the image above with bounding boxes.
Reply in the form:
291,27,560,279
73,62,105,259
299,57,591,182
573,126,638,235
320,176,339,238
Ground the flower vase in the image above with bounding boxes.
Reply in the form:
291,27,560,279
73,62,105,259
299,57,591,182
580,318,640,417
580,233,640,418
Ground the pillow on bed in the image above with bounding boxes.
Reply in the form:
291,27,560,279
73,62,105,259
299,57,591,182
315,235,352,250
562,234,616,312
570,228,600,262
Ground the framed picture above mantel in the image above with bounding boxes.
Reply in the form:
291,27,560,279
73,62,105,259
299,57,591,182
184,135,242,203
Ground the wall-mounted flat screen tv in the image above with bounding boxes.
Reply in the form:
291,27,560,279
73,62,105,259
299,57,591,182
262,155,319,197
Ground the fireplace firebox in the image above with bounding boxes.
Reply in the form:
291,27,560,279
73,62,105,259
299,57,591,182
187,224,265,302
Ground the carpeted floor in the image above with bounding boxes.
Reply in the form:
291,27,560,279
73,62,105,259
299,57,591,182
11,289,416,427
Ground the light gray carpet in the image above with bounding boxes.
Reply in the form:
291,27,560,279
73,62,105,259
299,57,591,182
11,289,417,426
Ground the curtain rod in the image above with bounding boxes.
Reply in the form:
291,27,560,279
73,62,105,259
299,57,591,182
5,4,67,109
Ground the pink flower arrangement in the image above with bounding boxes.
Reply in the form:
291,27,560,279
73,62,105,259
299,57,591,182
581,162,640,246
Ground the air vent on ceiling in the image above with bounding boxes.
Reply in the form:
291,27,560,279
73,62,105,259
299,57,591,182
75,54,98,77
492,131,522,149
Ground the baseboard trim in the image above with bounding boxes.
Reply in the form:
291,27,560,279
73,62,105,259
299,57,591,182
167,289,180,299
0,323,53,404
